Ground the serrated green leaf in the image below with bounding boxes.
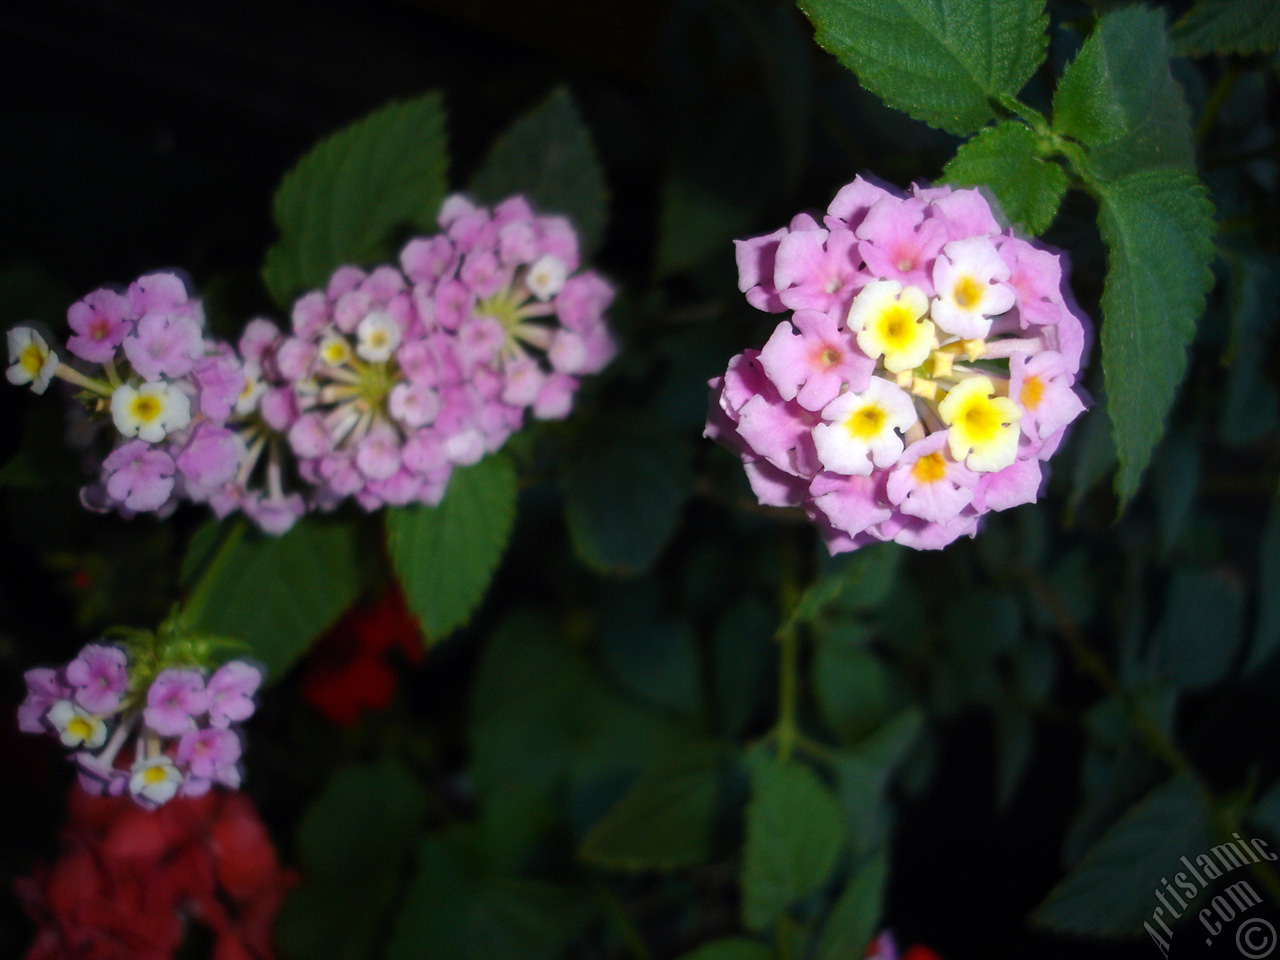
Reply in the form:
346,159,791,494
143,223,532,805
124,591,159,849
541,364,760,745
941,122,1068,235
741,750,846,930
470,87,608,259
817,851,887,960
1095,170,1215,505
1053,7,1194,182
1035,776,1214,936
278,761,427,960
796,0,1048,135
677,939,773,960
1174,0,1280,56
386,453,517,641
180,518,363,680
579,749,725,871
262,93,448,308
559,415,693,576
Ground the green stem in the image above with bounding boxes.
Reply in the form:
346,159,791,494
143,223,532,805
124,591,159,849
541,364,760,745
179,519,246,627
775,534,803,763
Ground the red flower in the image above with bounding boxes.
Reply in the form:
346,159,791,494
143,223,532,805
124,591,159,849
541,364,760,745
15,785,297,960
299,583,424,726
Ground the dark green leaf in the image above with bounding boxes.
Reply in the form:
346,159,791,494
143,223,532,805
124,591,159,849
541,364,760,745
942,123,1068,235
263,93,448,307
833,709,924,855
796,0,1048,135
656,174,755,277
278,762,427,960
677,939,773,960
1053,7,1195,182
786,542,905,631
814,644,894,744
994,701,1034,808
740,750,846,930
470,612,690,798
181,518,363,680
1067,399,1117,516
1174,0,1280,56
817,851,887,960
598,583,701,716
1248,496,1280,673
386,453,517,642
1150,567,1242,690
390,829,588,960
713,597,775,738
1095,170,1215,505
1220,252,1280,448
560,416,693,575
1150,427,1201,556
1035,776,1214,936
470,87,608,259
579,748,726,871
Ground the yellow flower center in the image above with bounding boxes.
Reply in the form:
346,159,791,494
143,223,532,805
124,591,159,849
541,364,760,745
21,343,45,376
876,305,918,351
130,395,162,423
846,404,887,440
143,765,169,785
959,397,1002,444
953,275,984,310
67,716,93,740
911,452,948,484
321,337,352,366
1020,375,1044,411
817,346,840,369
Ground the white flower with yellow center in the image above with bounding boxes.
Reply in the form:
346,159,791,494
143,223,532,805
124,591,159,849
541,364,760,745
129,755,184,806
938,375,1021,472
846,280,934,374
46,700,108,749
6,326,58,394
930,238,1016,339
319,333,354,368
813,376,918,476
110,381,192,443
527,255,568,301
356,311,401,363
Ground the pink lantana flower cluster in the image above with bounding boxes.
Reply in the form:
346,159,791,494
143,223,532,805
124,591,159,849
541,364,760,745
18,641,262,809
255,193,616,512
4,273,259,524
707,177,1089,552
6,194,614,532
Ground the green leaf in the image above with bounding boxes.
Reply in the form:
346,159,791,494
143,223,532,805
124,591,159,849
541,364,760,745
579,748,726,871
1035,776,1214,936
656,173,755,277
559,416,693,576
796,0,1048,135
390,829,588,960
785,542,904,632
713,598,775,738
1248,496,1280,673
386,453,517,642
817,851,887,960
832,709,924,855
1149,427,1201,556
1094,169,1215,505
1053,7,1194,182
470,87,608,259
598,583,702,716
181,518,363,680
814,644,894,744
740,750,846,931
941,123,1068,236
262,92,449,307
1220,252,1280,448
470,612,690,798
1150,567,1243,690
1174,0,1280,56
277,761,428,960
677,939,773,960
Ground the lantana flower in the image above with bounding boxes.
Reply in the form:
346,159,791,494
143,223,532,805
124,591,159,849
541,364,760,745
18,636,263,809
709,176,1090,553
